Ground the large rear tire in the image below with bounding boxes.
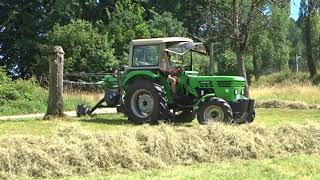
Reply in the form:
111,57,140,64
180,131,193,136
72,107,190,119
124,79,169,124
197,98,233,125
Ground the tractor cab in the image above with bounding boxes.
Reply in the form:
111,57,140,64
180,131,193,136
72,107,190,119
127,38,207,95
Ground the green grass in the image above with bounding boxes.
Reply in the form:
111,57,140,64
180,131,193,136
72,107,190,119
254,108,320,126
0,91,102,116
0,113,131,137
59,154,320,180
0,109,319,137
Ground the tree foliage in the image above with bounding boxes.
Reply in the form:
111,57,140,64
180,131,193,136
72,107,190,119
48,20,116,73
0,0,318,81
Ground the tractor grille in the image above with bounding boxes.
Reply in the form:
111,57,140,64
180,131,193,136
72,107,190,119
217,81,232,87
235,81,245,87
199,80,213,88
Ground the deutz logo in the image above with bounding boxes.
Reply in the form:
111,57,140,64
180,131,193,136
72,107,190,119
200,80,212,84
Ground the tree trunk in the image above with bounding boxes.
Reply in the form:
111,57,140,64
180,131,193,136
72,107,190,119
44,46,65,119
253,49,260,81
233,0,250,97
236,50,250,97
305,12,317,78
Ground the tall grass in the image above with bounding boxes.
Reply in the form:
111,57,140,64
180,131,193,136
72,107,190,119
250,84,320,105
64,90,103,110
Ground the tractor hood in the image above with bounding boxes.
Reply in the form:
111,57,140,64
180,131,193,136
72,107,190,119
188,75,246,82
188,75,246,89
187,74,246,100
188,75,246,87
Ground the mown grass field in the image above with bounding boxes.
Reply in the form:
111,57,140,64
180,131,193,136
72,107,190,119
0,108,319,179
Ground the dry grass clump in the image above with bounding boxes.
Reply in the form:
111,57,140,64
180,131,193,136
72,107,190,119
256,99,320,110
64,90,103,104
0,123,320,179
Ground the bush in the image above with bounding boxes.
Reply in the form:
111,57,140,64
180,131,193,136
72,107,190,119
48,20,116,73
0,70,48,115
253,71,310,87
312,74,320,85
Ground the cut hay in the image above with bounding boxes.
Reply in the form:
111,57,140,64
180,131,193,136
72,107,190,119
1,123,320,179
256,99,320,110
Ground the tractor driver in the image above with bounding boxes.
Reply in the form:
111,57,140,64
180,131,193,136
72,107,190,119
160,51,183,95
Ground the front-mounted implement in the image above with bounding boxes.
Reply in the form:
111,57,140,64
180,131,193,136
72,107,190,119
76,37,255,124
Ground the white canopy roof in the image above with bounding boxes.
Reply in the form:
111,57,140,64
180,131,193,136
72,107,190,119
132,37,193,45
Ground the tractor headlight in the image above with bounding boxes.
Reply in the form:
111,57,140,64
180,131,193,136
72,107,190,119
234,89,238,95
241,89,245,95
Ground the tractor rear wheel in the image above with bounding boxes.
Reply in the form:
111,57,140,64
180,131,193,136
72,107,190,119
124,79,169,124
197,98,233,124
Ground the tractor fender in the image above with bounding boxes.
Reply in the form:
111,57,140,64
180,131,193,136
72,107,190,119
121,70,160,86
193,93,216,111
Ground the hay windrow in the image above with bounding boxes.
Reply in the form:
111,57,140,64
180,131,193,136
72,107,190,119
256,99,320,110
0,123,320,179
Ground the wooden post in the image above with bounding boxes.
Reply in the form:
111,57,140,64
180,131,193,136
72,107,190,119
44,46,65,119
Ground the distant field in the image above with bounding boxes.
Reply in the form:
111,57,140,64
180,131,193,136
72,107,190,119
251,84,320,105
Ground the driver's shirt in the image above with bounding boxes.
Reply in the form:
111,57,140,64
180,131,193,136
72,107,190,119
160,53,170,72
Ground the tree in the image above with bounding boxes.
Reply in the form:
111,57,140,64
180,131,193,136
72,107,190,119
0,0,53,78
288,19,305,71
270,6,291,71
107,1,151,64
48,20,116,73
147,11,187,38
299,0,318,77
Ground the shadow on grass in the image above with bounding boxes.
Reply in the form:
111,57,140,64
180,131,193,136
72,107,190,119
79,114,131,125
78,113,196,127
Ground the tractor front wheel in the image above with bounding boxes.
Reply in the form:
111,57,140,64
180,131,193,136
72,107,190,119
197,98,233,124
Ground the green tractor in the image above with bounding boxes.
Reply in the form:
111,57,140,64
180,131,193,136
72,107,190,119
77,37,255,124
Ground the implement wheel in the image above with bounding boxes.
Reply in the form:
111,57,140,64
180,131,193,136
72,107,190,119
197,98,233,124
124,79,169,124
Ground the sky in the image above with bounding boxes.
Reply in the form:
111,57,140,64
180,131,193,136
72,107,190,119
290,0,301,20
